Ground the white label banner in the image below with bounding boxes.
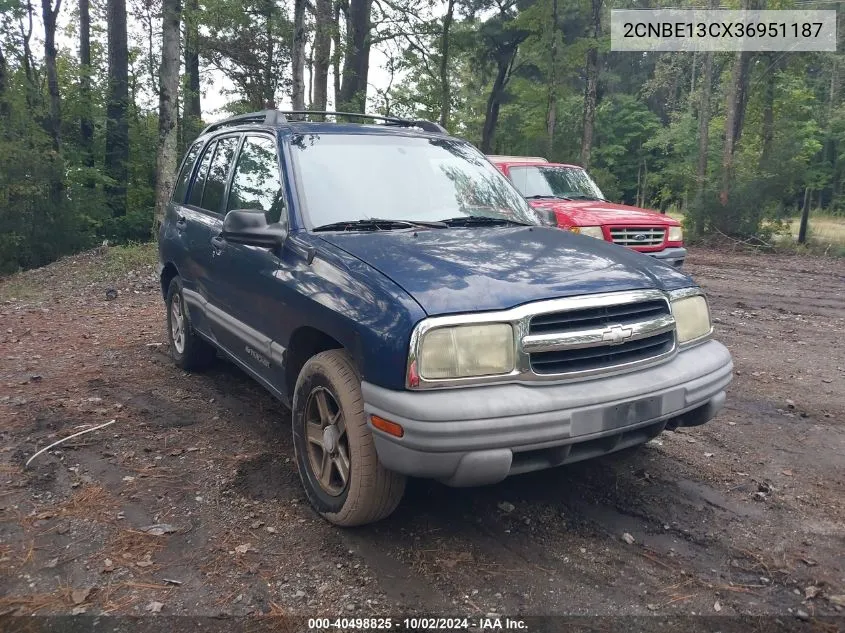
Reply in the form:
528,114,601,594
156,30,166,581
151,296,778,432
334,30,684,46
611,9,837,52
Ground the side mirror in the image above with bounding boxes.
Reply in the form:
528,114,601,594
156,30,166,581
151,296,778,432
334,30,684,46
221,209,288,248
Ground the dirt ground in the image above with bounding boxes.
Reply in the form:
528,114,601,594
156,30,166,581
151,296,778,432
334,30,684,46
1,245,844,623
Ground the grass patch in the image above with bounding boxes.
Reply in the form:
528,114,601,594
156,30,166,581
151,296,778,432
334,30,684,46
96,242,158,281
787,214,845,247
0,242,157,303
668,209,845,255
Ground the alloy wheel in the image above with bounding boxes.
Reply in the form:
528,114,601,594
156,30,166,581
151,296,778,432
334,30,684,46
304,386,350,496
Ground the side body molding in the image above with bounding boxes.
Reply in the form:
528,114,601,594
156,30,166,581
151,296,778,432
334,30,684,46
182,288,286,367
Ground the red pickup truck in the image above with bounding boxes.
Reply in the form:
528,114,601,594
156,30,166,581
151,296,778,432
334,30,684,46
489,156,686,268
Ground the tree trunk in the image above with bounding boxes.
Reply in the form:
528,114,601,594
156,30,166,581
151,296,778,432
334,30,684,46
690,50,697,95
438,0,455,129
580,0,601,169
827,57,838,211
480,50,516,154
759,53,775,169
0,43,8,120
106,0,130,218
265,0,275,108
154,0,181,231
338,0,372,112
720,0,753,206
798,187,811,243
41,0,62,151
696,50,713,193
545,0,558,156
291,0,306,110
20,0,37,110
332,0,344,107
720,48,751,206
79,0,94,176
312,0,331,111
307,47,313,107
183,0,201,143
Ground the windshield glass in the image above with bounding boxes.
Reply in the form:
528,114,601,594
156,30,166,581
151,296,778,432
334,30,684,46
289,134,539,228
508,165,605,201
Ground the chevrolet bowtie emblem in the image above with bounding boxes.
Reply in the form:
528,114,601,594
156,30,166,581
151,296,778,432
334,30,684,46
601,324,634,345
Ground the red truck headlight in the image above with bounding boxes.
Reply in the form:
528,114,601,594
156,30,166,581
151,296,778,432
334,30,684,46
572,226,604,239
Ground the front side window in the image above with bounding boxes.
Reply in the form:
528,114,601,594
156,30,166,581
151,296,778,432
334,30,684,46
172,142,202,203
508,165,605,202
289,134,537,228
201,136,240,213
227,136,285,224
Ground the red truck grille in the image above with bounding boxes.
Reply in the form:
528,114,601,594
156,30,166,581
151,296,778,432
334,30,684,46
609,227,666,247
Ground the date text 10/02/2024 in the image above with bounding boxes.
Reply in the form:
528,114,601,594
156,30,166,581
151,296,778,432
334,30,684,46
307,617,529,630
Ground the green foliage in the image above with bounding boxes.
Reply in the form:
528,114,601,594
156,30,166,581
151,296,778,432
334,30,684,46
390,1,845,242
0,7,158,275
4,0,845,276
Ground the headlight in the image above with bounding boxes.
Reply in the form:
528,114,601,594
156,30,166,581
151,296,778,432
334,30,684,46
671,294,711,343
572,226,604,239
418,323,514,379
668,226,683,242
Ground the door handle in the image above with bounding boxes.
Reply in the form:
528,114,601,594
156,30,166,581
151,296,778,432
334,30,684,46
211,235,226,252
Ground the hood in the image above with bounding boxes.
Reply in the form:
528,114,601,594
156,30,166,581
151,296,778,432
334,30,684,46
529,199,680,226
318,226,692,316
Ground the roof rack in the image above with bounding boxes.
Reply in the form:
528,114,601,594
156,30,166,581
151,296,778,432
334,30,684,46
280,111,447,134
198,109,447,137
199,110,287,137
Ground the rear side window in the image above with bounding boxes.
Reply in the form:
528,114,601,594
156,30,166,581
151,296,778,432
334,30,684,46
188,140,216,208
201,136,240,213
172,142,202,203
227,136,285,223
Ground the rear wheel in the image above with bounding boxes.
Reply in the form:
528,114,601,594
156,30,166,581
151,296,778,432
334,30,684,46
165,277,215,371
292,349,405,526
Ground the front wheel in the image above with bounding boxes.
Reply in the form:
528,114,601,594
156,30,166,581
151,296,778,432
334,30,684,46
165,277,215,371
292,350,405,526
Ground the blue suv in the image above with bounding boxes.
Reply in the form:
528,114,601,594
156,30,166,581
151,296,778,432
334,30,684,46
158,110,733,526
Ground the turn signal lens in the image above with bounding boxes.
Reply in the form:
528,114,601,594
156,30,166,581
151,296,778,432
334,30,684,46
371,415,404,438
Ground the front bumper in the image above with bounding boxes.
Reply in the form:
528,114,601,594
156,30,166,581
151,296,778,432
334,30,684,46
363,340,732,487
646,246,687,268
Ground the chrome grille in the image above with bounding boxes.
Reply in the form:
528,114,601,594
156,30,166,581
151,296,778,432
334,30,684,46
609,227,666,246
524,299,675,376
407,289,682,390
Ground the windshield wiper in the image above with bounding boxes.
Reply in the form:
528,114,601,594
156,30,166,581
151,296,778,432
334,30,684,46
312,218,447,232
437,216,532,227
525,194,573,201
564,193,608,201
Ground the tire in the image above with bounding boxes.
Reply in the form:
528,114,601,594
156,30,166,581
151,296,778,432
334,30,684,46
165,277,215,371
292,349,405,526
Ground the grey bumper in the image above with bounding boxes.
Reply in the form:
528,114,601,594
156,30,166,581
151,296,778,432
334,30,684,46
363,340,732,487
647,247,687,268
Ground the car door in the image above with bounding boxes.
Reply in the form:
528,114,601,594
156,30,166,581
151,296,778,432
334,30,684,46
206,133,290,390
178,133,241,344
166,138,220,336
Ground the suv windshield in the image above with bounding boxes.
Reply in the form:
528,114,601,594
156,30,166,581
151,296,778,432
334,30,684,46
509,165,606,201
290,134,539,229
